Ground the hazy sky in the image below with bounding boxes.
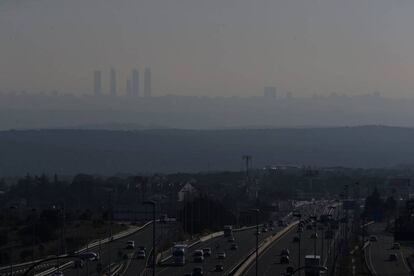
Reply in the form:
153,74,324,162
2,0,414,97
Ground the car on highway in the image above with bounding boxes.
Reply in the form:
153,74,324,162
310,233,318,239
278,220,286,227
217,252,226,259
193,250,204,262
78,252,99,261
215,264,224,272
202,248,212,257
192,267,203,276
74,260,84,268
137,249,146,259
228,236,235,242
139,246,146,251
297,227,303,233
230,243,238,250
292,236,300,243
369,235,378,242
281,248,290,256
286,266,294,274
280,255,290,264
389,253,398,261
126,240,135,249
53,271,63,276
392,242,400,249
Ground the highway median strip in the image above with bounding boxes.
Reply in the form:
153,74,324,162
230,221,299,276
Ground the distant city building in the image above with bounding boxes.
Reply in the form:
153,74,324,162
144,67,151,98
389,178,412,200
132,69,140,96
126,78,132,96
93,70,102,95
110,68,117,96
264,86,277,99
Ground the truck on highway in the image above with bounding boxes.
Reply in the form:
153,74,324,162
172,244,187,265
304,255,321,276
224,225,233,237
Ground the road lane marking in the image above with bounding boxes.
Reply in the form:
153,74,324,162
399,251,410,273
366,244,377,276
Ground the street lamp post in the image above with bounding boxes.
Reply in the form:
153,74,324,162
249,208,260,276
293,213,302,276
143,201,156,276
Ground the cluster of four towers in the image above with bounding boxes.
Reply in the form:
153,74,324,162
93,68,151,97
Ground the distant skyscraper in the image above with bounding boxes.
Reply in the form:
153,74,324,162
110,68,117,96
94,70,102,95
144,67,151,97
132,69,139,96
126,78,132,95
264,86,276,99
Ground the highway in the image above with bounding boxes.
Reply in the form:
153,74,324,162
66,221,176,276
365,223,411,276
243,203,333,276
155,203,317,275
156,225,278,275
17,222,176,276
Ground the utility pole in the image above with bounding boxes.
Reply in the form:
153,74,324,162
298,231,302,276
143,201,156,276
249,208,260,276
242,155,252,178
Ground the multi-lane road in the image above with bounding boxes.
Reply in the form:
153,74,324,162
3,201,337,276
156,226,277,276
243,203,334,276
66,221,175,276
3,222,176,276
155,202,325,275
365,223,412,276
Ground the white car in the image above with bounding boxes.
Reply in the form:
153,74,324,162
217,252,226,259
126,240,135,249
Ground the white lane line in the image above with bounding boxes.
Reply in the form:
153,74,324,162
399,251,410,273
367,244,377,276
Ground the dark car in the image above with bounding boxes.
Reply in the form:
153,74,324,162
281,248,290,256
192,267,203,276
230,243,238,250
202,248,212,257
215,264,224,272
280,255,290,264
292,236,300,243
286,266,294,274
389,254,398,261
74,260,84,268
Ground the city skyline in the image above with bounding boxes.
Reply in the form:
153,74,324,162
91,67,152,97
3,0,414,97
